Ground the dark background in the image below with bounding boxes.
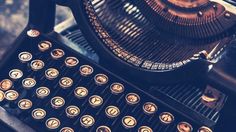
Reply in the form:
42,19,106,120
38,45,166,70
0,0,72,59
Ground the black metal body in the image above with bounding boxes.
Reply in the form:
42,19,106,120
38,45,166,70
0,0,236,131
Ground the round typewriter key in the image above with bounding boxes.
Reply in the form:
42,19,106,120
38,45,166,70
159,112,174,124
46,117,60,130
110,83,124,95
105,106,120,118
96,126,111,132
18,99,32,110
9,69,23,80
0,90,5,102
89,95,103,107
65,57,79,67
5,90,19,101
143,102,158,115
38,41,52,52
80,115,95,128
0,79,13,91
51,49,65,59
27,29,40,37
60,127,74,132
66,105,80,118
59,77,73,89
177,122,193,132
198,126,212,132
51,96,65,109
22,78,36,89
18,52,32,63
94,74,108,86
125,93,140,105
80,65,94,76
36,87,50,99
138,126,153,132
74,87,88,99
32,108,46,120
30,60,44,71
45,68,59,80
122,116,137,129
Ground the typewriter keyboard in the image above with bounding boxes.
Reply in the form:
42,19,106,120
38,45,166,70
0,29,211,132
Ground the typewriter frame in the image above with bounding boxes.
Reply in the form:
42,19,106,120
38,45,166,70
0,0,236,131
0,0,208,131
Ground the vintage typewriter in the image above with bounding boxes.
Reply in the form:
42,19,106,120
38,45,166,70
1,0,236,131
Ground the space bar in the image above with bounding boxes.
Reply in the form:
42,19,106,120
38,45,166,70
0,107,35,132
